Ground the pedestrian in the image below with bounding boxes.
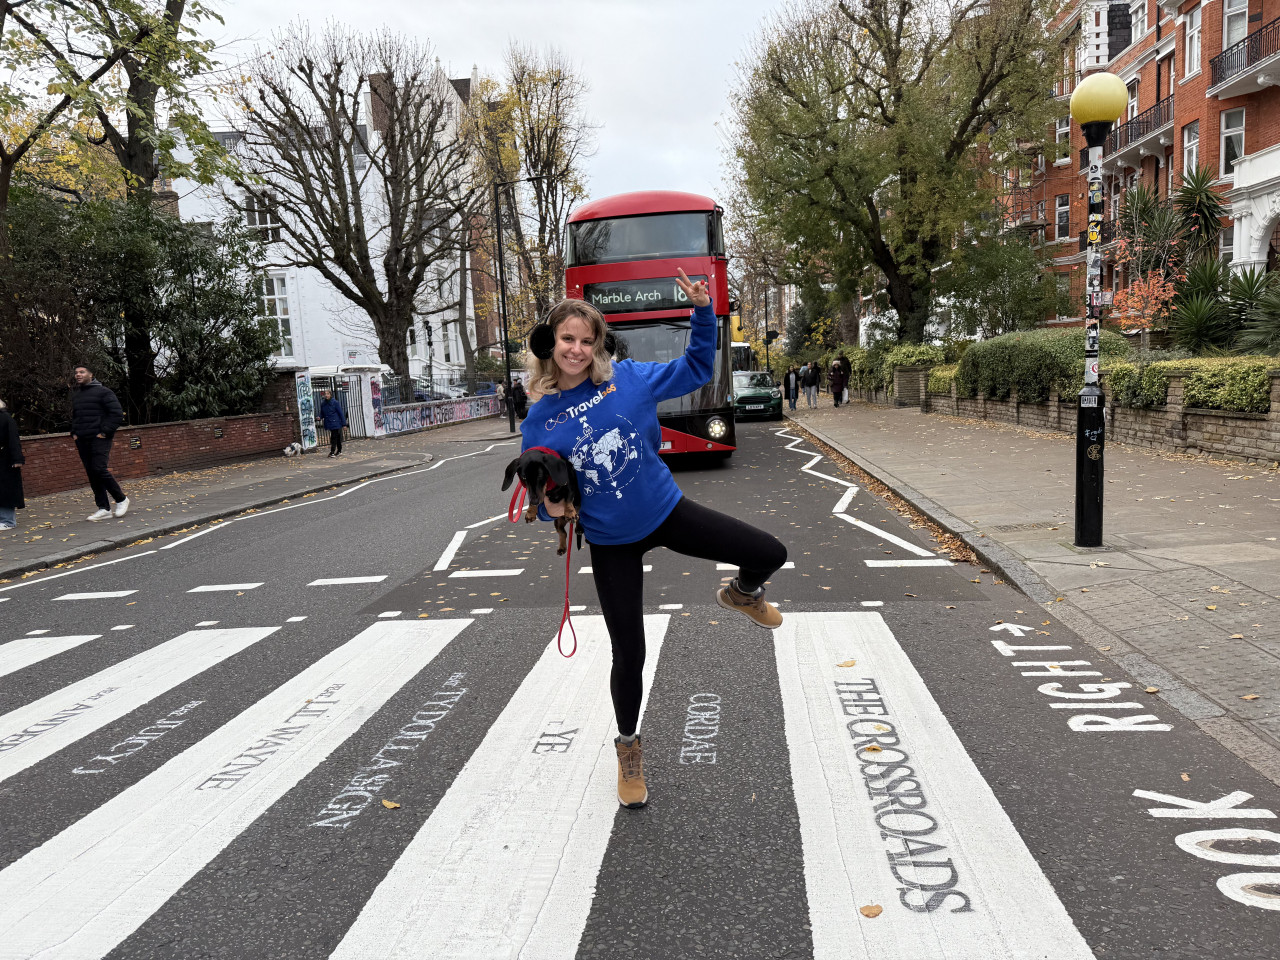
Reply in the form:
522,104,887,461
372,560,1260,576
829,360,847,409
511,378,528,419
0,398,24,531
319,390,347,457
782,365,800,412
70,364,128,521
837,352,852,406
801,361,819,409
521,268,788,810
496,381,508,418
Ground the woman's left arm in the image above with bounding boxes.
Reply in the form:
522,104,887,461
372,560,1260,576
635,269,717,402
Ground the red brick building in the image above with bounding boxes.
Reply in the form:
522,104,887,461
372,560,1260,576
1005,0,1280,320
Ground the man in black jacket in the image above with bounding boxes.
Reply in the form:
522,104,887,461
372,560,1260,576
71,365,129,521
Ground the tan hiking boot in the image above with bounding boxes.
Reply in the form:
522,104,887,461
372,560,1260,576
614,736,648,809
716,579,784,629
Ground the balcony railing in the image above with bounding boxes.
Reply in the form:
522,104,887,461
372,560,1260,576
1078,220,1117,253
1104,95,1174,158
1211,15,1280,87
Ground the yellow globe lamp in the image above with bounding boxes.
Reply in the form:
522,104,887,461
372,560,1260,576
1070,72,1127,148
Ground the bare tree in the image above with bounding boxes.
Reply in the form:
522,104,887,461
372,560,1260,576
467,45,592,342
232,25,475,380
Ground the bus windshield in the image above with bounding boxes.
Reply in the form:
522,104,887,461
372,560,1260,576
569,213,710,266
610,320,728,416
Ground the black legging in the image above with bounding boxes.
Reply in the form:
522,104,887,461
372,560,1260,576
589,497,787,736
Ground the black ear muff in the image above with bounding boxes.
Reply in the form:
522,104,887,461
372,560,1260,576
529,323,555,360
603,331,617,357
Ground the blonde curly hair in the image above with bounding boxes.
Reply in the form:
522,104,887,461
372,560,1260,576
526,299,613,398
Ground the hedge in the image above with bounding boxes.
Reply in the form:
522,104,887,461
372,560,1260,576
882,344,945,393
928,364,959,394
954,328,1129,403
1106,356,1276,413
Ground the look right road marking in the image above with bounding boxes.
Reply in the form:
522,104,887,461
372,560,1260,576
0,627,280,784
0,619,469,960
774,612,1095,959
331,615,669,960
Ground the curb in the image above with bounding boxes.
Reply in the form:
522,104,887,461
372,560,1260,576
793,419,1058,603
0,453,435,581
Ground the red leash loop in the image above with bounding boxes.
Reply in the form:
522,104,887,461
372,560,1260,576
507,480,577,658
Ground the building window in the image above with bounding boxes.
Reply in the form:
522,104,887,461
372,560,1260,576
1167,154,1174,195
408,326,418,358
1131,0,1147,38
1224,0,1247,48
1037,199,1046,224
1127,81,1139,121
1183,121,1199,178
1221,108,1245,178
259,274,292,357
1056,194,1071,241
1056,116,1071,161
1185,6,1201,76
245,192,281,243
1220,222,1235,263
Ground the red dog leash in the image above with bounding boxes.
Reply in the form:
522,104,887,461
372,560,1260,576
506,448,578,658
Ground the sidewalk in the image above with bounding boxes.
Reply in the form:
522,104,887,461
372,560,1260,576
0,417,518,581
789,400,1280,783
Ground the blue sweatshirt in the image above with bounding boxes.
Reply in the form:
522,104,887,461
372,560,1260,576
520,301,717,545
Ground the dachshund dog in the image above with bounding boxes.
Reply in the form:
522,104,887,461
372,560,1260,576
501,446,581,555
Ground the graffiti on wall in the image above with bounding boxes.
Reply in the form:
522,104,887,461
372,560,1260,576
294,372,318,449
379,397,502,436
370,377,384,434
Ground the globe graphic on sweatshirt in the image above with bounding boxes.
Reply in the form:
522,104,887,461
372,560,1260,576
569,416,641,498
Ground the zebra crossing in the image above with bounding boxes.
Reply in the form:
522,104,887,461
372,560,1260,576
0,610,1098,959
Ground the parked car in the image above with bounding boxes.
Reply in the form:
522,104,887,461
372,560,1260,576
732,371,783,421
471,381,500,396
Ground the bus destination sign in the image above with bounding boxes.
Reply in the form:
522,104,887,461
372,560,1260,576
583,276,709,315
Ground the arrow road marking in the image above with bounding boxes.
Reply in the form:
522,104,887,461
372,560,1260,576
989,623,1033,637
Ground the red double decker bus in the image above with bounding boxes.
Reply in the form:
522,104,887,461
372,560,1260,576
564,190,735,456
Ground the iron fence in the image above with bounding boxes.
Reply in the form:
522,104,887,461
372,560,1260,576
1104,95,1174,158
1211,15,1280,88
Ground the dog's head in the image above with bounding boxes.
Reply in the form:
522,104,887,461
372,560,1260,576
502,448,578,506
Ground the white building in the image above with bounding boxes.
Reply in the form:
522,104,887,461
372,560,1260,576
172,67,481,384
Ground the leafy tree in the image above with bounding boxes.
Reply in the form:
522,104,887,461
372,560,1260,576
729,0,1059,343
0,190,275,431
232,25,475,382
941,233,1068,338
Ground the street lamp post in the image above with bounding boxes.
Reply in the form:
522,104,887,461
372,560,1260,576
492,175,549,434
763,287,770,373
1069,72,1127,549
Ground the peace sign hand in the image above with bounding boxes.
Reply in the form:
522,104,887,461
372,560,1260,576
675,268,711,308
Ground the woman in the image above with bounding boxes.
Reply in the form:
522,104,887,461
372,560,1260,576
319,390,346,458
521,269,788,810
829,360,847,409
782,365,800,412
0,398,25,530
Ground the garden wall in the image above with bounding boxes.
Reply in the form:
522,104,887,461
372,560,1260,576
19,411,302,498
907,368,1280,464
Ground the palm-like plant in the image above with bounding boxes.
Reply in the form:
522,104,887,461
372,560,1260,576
1175,166,1228,262
1172,294,1232,353
1238,285,1280,356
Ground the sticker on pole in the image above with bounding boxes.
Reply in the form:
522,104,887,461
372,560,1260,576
1080,396,1098,407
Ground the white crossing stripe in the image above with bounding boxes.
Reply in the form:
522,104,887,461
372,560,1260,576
773,613,1094,959
111,625,134,631
308,576,388,586
195,621,219,627
286,616,307,622
449,569,523,578
54,591,137,601
0,635,100,680
865,559,952,568
433,531,467,571
659,603,683,610
578,565,651,574
377,611,402,619
0,627,279,785
716,561,795,570
25,629,50,636
860,601,884,607
0,619,469,960
834,513,937,557
332,615,670,960
187,583,264,593
469,608,493,614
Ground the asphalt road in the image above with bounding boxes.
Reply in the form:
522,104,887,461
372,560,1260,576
1,421,1279,960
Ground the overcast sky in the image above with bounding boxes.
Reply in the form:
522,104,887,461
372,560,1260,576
212,0,782,203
